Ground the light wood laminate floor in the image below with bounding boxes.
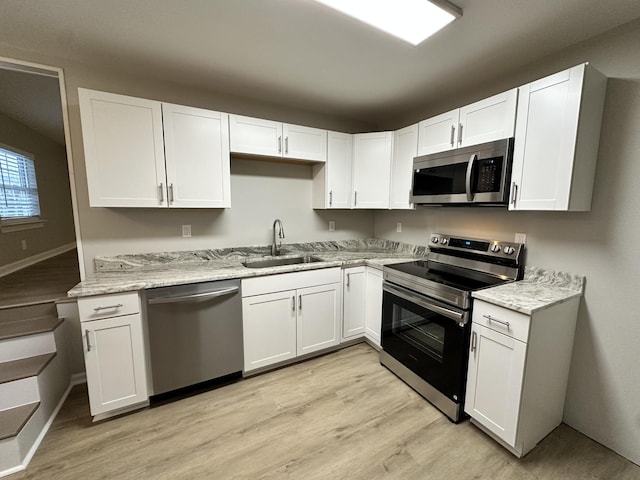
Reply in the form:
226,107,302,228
13,344,639,479
0,249,79,309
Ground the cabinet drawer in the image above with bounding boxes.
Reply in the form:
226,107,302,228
242,268,341,297
473,300,530,343
78,291,141,322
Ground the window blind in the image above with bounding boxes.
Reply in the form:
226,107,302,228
0,146,41,220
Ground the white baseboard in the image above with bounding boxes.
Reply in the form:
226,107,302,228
0,242,76,279
70,372,86,385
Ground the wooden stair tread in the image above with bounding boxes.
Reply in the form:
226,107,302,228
0,402,40,441
0,316,63,341
0,352,57,384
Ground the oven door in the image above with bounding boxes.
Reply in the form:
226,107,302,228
381,282,470,403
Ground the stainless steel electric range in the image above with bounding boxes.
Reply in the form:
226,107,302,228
380,233,524,422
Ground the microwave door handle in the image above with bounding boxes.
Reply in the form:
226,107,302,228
465,153,477,202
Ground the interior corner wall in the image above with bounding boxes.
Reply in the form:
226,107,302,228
0,111,75,268
374,19,640,465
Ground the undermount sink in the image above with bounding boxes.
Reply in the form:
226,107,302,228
242,255,324,269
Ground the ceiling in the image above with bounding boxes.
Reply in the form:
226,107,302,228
1,0,640,139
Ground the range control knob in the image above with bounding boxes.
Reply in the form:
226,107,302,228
431,236,439,244
503,246,516,255
440,238,448,245
490,244,501,253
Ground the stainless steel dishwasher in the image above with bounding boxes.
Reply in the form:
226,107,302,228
146,279,243,397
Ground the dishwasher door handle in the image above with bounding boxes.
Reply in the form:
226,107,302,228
148,286,239,305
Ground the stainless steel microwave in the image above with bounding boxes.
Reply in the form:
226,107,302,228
411,138,514,205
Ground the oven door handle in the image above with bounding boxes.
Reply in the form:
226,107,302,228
383,282,467,324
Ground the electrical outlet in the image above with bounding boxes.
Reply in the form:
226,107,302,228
329,221,335,232
182,224,192,238
21,239,27,250
396,222,402,233
515,233,527,244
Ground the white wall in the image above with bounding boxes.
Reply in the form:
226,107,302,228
0,111,76,268
376,20,640,465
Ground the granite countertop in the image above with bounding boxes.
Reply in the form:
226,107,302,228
68,239,426,298
472,266,585,315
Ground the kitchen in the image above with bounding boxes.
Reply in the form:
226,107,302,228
0,0,639,478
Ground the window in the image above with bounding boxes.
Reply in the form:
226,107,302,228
0,144,42,231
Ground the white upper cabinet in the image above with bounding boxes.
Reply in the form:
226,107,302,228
352,131,393,209
78,88,231,208
509,64,607,211
417,89,518,156
229,114,327,162
312,131,353,209
390,123,418,210
162,104,230,208
79,89,166,207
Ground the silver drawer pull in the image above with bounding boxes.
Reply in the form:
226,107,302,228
93,303,123,312
483,314,510,328
85,329,92,352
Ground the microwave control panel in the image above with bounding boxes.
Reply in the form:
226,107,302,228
476,157,503,192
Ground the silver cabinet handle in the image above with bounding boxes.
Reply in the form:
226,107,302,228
158,183,164,203
292,296,295,311
93,303,123,311
457,123,463,145
346,273,350,287
465,153,477,202
354,191,357,207
85,329,92,352
511,182,518,206
285,136,289,155
329,190,333,207
471,331,477,352
169,183,175,204
299,294,302,310
450,124,455,147
483,314,510,328
278,136,282,153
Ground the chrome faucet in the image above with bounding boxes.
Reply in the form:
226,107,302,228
272,219,285,256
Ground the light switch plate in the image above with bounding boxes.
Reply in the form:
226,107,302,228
515,233,527,244
182,224,192,238
396,222,402,233
329,221,335,232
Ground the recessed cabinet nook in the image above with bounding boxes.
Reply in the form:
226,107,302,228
77,63,606,213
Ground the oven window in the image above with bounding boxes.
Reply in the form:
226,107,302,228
391,304,445,362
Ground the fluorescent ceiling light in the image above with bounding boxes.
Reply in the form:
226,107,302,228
313,0,462,46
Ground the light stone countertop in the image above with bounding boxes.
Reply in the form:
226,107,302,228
68,239,426,298
472,266,585,315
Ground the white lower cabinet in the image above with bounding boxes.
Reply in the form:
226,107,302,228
78,292,149,418
341,266,383,346
465,298,581,457
241,268,341,373
364,268,383,346
342,266,367,339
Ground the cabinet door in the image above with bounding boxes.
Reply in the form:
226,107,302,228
283,124,327,162
510,66,583,211
83,314,148,416
242,290,297,372
78,88,166,207
390,124,418,210
352,132,393,209
458,89,517,148
316,131,352,209
465,323,527,447
342,267,366,339
163,104,231,208
297,283,341,356
364,268,383,346
229,114,283,157
417,109,458,156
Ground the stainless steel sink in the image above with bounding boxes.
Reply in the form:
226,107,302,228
242,255,324,269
